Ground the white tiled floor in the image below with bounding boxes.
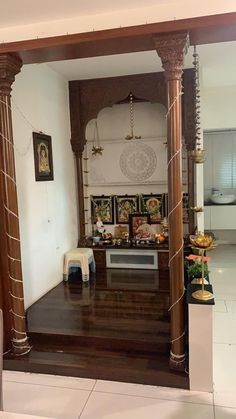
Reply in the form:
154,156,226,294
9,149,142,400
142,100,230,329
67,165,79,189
2,245,236,418
211,245,236,415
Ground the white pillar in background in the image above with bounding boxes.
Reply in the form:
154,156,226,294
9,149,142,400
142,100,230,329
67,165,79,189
195,129,204,232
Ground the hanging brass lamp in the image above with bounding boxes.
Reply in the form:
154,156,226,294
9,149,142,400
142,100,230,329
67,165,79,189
125,93,141,140
92,120,104,156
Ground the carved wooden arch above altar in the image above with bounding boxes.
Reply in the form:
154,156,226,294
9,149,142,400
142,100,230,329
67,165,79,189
69,69,196,155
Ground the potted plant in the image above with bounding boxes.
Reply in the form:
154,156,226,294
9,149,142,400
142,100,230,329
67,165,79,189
187,258,210,284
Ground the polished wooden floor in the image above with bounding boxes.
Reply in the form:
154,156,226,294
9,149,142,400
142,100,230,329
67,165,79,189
4,269,189,389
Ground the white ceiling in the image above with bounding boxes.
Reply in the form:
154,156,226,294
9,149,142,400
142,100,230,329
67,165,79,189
47,41,236,87
0,0,168,27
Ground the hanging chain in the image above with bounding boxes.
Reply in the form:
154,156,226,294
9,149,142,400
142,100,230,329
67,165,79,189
125,92,141,140
92,120,103,156
193,46,201,149
130,93,134,137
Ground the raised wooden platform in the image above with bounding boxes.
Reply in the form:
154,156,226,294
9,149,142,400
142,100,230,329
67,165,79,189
4,268,189,389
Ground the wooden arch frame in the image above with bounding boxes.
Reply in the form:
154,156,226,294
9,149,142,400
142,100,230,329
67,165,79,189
69,68,196,238
69,69,196,154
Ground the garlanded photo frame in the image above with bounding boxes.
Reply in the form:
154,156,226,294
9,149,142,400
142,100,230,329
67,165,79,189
33,132,54,181
115,195,139,224
129,213,151,239
91,195,114,224
140,194,163,223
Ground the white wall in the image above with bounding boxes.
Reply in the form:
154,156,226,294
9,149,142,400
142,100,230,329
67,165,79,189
12,64,78,308
202,86,236,131
0,0,235,42
202,84,236,242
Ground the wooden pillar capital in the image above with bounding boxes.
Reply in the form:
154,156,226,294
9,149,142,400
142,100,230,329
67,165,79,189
153,33,189,81
0,53,22,94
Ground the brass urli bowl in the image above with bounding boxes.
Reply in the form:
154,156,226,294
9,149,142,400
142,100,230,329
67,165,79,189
189,233,214,249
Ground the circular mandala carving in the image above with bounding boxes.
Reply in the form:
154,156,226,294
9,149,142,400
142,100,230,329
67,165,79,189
120,143,157,182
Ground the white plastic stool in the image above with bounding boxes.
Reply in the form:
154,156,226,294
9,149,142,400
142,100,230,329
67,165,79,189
63,248,96,282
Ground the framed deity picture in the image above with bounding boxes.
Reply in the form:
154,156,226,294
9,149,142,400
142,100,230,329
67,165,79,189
129,213,151,239
140,194,163,223
91,195,114,224
115,195,139,224
33,132,54,181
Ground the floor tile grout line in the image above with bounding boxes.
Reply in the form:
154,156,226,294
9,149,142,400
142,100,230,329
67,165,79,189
3,378,95,392
91,388,214,406
79,380,97,418
213,392,216,419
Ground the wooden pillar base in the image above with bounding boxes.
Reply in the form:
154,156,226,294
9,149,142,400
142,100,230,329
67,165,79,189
170,352,186,371
12,337,31,357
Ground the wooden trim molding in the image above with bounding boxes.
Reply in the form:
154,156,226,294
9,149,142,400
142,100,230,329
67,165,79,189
0,12,235,64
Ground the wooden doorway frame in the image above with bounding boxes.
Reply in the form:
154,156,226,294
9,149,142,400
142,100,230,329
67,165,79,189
0,10,235,359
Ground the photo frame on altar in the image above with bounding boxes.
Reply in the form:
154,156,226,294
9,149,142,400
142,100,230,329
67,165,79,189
140,194,163,223
129,213,151,239
90,195,114,224
33,132,54,181
115,195,139,224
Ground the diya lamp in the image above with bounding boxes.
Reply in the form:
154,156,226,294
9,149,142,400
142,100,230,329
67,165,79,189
189,232,215,301
155,233,165,244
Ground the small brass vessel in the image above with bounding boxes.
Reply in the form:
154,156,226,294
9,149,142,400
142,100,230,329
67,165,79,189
191,148,205,163
92,145,104,156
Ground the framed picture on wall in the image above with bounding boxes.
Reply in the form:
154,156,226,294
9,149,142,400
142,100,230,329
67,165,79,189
33,132,54,181
140,194,163,223
129,213,151,239
91,195,114,224
115,195,139,224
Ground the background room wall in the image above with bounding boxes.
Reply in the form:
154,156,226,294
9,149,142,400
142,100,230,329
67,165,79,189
12,64,78,308
202,84,236,244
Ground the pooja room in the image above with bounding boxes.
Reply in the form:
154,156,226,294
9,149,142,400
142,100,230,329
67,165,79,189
3,46,195,388
1,18,236,396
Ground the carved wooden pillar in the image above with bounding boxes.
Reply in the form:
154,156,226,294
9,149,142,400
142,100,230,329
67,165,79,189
75,150,86,240
69,82,86,241
0,53,30,355
154,33,189,369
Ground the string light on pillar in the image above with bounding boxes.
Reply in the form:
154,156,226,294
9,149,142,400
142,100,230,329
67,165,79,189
191,46,205,164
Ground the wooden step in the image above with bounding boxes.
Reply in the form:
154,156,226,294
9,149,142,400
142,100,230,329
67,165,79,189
28,330,170,355
4,347,189,390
